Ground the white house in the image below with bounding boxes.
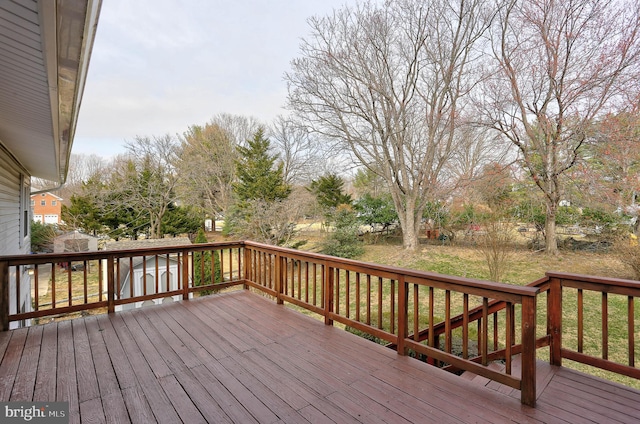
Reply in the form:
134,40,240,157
0,0,101,326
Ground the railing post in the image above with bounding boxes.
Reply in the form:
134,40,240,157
324,264,334,326
275,253,284,304
521,294,537,407
107,256,115,314
0,260,9,331
548,276,562,366
181,251,189,301
397,275,408,356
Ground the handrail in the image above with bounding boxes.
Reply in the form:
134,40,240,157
545,271,640,380
7,240,639,406
0,241,245,327
242,241,539,406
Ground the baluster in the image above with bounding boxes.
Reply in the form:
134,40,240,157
345,271,350,319
578,288,584,352
482,298,488,366
462,293,469,359
602,292,608,361
377,277,383,329
366,274,371,325
413,284,419,342
356,273,361,322
629,296,635,367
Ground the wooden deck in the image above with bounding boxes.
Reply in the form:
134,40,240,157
0,291,639,423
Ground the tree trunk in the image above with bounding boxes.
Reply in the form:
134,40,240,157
401,214,420,250
545,203,558,255
395,195,420,250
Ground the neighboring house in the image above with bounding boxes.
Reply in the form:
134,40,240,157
31,192,63,224
0,1,101,327
53,231,99,253
103,238,193,311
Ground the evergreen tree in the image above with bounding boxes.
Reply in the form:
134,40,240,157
31,221,57,253
225,128,296,244
320,205,364,259
309,173,352,211
354,193,398,233
193,228,221,294
234,128,291,202
161,204,202,237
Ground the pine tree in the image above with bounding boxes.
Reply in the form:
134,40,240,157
224,128,296,244
234,128,291,202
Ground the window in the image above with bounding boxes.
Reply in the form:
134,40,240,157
40,200,46,206
19,175,30,246
51,200,57,206
30,200,34,206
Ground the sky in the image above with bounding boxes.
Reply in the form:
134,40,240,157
73,0,352,158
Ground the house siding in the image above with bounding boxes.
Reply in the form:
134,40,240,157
0,149,26,255
0,146,32,327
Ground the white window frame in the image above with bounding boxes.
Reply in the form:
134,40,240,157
19,175,30,247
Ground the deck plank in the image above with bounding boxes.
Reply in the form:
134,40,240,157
33,322,57,401
10,325,42,401
72,319,100,403
95,314,138,391
57,320,79,424
121,386,155,423
107,313,181,424
132,310,239,423
3,290,640,423
158,375,207,424
79,397,106,424
0,328,28,401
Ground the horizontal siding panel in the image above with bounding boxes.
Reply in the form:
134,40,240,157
0,148,26,256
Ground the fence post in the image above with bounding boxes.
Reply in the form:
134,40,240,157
548,276,562,366
0,261,8,331
107,256,115,314
324,263,334,326
521,294,537,407
182,251,189,301
397,275,408,355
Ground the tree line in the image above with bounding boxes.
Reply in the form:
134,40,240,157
39,0,640,256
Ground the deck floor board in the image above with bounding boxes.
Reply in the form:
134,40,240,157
2,290,640,423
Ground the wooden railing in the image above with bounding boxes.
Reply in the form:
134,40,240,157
243,241,540,406
4,240,639,406
544,272,640,380
0,241,244,328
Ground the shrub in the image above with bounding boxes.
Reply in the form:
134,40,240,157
320,205,364,259
614,235,640,280
193,229,221,294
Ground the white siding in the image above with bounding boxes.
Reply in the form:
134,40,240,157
0,146,32,327
0,148,25,255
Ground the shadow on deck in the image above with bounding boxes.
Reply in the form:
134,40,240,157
1,291,638,423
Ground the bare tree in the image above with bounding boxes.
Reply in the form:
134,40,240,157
269,115,325,185
212,113,262,148
110,134,180,239
60,153,107,199
481,0,640,254
176,122,237,220
287,0,491,250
